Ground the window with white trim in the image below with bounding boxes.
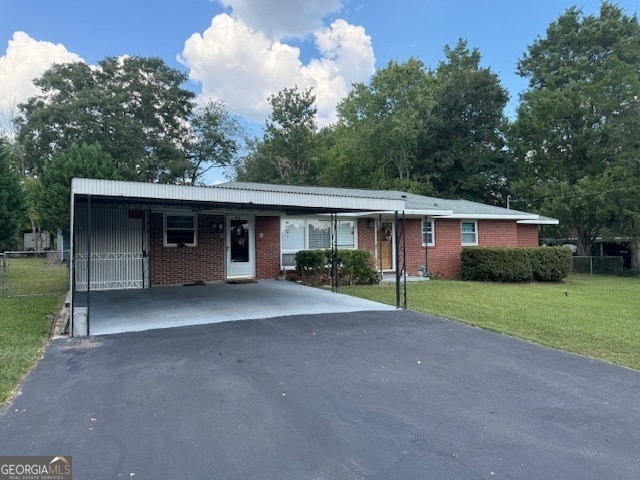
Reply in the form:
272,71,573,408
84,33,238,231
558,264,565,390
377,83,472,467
164,213,197,247
461,221,478,246
421,220,434,246
281,217,357,268
281,219,305,268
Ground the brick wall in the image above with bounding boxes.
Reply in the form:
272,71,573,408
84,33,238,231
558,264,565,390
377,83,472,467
356,217,541,280
150,212,225,286
255,216,281,279
517,224,540,246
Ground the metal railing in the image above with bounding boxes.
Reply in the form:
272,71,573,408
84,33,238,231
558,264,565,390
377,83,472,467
0,251,69,297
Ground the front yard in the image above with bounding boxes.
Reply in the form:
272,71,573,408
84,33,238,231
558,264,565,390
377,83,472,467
0,295,63,405
344,274,640,370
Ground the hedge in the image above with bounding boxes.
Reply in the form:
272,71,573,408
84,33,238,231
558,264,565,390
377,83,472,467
295,249,376,285
461,247,572,282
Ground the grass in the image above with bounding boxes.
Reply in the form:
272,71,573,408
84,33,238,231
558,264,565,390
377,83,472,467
0,256,68,405
3,256,68,297
0,295,64,405
343,274,640,370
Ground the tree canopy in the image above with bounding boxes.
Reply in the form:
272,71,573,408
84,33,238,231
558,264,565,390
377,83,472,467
16,56,243,184
511,2,640,255
0,140,27,251
37,142,120,232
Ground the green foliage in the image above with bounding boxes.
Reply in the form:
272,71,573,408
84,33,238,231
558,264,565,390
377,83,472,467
0,142,28,251
16,57,241,184
37,143,119,231
295,249,327,282
333,249,377,285
295,249,376,285
236,86,320,184
618,268,640,277
511,2,640,254
527,247,573,281
462,247,534,282
461,247,572,282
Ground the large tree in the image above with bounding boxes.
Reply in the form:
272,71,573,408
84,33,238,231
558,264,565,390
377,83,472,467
330,58,433,192
16,57,240,184
511,2,640,255
0,140,28,251
424,40,510,204
234,86,320,184
37,143,120,232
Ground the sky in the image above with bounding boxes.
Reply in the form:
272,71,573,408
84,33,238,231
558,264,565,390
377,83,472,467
2,0,639,182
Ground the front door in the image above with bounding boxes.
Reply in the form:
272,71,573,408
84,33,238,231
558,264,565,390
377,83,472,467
376,221,394,271
226,216,255,279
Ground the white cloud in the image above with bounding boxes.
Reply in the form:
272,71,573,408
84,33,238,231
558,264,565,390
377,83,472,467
218,0,343,39
0,32,83,130
179,14,375,126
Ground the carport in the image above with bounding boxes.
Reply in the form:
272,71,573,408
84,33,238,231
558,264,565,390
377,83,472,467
70,179,407,336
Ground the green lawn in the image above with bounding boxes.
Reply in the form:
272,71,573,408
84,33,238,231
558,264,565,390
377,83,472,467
3,256,68,297
343,274,640,370
0,295,64,405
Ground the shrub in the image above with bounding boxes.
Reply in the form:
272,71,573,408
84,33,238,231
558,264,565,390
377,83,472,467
462,247,533,282
295,249,376,285
295,249,327,283
461,247,571,283
334,249,377,285
528,247,573,281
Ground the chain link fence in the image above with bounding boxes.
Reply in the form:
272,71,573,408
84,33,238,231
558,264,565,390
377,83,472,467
573,255,624,275
0,251,69,298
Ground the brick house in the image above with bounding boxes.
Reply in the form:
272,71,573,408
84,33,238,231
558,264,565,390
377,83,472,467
71,179,557,292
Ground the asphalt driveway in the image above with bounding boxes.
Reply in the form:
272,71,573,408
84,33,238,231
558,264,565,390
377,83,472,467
1,310,639,479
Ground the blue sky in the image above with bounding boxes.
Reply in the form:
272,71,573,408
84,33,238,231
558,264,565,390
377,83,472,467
1,0,639,181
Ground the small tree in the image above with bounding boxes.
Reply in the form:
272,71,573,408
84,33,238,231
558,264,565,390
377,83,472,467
0,141,27,250
37,142,119,232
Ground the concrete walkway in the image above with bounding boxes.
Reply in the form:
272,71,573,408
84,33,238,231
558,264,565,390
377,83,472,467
84,280,397,335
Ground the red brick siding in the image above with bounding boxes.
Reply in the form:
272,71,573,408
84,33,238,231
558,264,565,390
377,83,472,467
358,218,375,253
255,216,281,279
150,212,225,286
356,218,541,280
517,224,540,246
478,220,520,247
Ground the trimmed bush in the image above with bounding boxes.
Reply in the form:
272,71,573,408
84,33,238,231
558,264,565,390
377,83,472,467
462,247,533,282
461,247,572,283
334,249,377,285
529,247,573,281
295,249,376,285
295,249,327,283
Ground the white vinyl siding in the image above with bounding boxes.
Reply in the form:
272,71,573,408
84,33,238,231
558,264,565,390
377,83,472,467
461,221,478,246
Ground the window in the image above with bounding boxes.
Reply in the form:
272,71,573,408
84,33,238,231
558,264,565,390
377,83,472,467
461,221,478,246
281,219,305,268
164,213,197,247
336,220,355,248
308,219,331,249
280,217,357,269
422,220,434,246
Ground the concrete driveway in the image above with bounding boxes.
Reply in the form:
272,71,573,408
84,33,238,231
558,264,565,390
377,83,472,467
84,280,397,335
1,311,639,479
